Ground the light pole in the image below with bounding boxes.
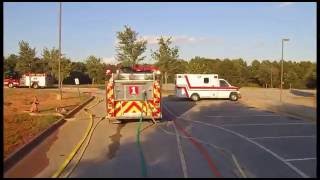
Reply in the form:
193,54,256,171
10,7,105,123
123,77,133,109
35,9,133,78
270,66,273,88
58,2,62,99
29,63,31,88
280,38,289,102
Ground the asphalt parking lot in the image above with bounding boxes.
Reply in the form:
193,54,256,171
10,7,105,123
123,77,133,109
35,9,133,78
162,96,317,178
4,91,317,178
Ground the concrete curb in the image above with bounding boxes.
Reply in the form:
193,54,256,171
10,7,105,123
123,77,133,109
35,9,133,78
3,96,95,172
290,89,316,97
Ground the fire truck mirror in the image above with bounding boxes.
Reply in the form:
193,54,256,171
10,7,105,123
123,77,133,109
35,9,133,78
105,75,111,81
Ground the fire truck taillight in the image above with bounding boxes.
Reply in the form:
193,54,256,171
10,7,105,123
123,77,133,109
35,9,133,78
106,69,111,75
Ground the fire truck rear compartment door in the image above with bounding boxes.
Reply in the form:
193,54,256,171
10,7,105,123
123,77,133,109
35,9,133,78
114,81,153,101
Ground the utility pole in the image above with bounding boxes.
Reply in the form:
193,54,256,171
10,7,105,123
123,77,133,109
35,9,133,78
29,63,31,88
270,66,273,88
280,38,289,102
165,72,167,84
58,2,62,99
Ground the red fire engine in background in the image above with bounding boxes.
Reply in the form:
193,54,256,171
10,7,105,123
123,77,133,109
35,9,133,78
4,72,53,89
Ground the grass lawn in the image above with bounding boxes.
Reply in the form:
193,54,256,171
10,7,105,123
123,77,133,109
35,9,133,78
3,88,90,158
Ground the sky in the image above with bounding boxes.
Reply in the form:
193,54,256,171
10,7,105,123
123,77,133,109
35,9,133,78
3,2,317,64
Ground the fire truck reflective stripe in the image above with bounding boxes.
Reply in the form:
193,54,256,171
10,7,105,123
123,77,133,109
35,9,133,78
114,101,157,117
107,89,113,97
115,101,130,116
112,101,125,117
114,107,120,117
114,101,128,115
151,82,161,118
146,100,160,117
153,82,161,100
154,92,160,99
106,84,115,117
124,102,142,113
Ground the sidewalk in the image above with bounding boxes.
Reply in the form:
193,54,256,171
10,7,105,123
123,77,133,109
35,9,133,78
4,99,99,178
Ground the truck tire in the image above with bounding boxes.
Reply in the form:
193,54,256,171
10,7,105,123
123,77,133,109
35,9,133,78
32,83,39,89
8,83,13,88
191,93,200,101
229,93,238,101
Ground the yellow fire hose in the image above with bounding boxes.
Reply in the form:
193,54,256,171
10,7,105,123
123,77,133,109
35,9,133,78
51,98,103,178
51,109,94,178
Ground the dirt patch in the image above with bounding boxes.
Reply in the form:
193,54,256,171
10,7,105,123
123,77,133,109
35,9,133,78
3,88,90,158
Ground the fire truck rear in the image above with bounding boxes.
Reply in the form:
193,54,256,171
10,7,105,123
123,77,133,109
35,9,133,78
105,65,162,123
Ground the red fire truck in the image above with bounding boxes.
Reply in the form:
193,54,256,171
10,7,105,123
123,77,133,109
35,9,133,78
105,65,162,123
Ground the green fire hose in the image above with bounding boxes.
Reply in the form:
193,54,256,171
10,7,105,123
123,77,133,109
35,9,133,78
136,91,148,177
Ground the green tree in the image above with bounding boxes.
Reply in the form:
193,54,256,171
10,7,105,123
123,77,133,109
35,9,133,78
247,60,261,85
15,41,37,74
175,59,189,74
42,47,72,85
42,47,59,75
306,70,316,89
85,56,105,84
116,25,147,67
71,62,87,72
257,60,272,87
4,54,19,73
270,61,280,88
188,57,205,73
229,58,248,86
64,62,91,85
152,36,180,83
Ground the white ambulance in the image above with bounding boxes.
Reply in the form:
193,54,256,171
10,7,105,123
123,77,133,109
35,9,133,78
175,74,241,101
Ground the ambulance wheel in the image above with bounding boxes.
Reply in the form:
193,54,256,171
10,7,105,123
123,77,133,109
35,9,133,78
229,93,238,101
32,83,39,89
191,93,200,101
8,83,13,88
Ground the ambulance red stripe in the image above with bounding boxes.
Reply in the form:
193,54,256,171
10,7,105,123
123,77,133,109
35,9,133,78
184,75,238,90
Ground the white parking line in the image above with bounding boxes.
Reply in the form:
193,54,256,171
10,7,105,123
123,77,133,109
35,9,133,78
285,158,316,162
163,102,311,177
172,122,188,178
221,122,314,127
248,136,316,140
181,119,310,178
206,115,280,118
